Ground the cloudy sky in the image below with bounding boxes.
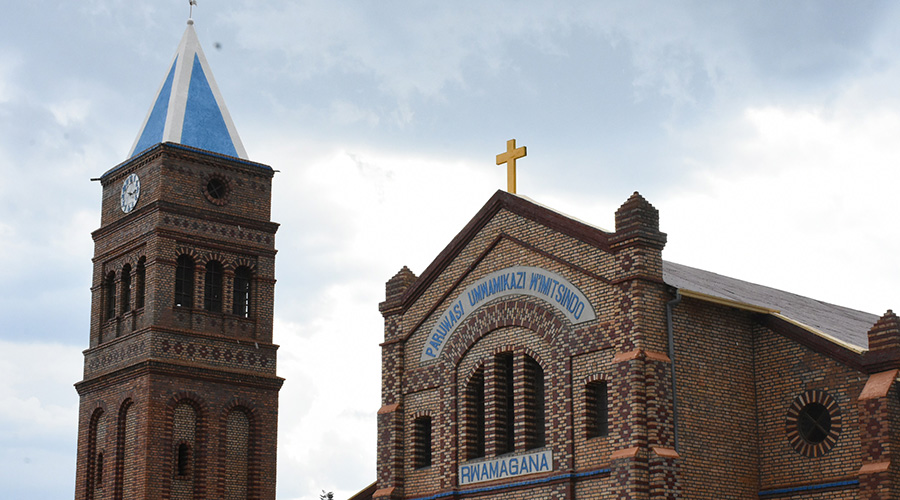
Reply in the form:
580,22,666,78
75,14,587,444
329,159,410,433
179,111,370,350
3,1,900,498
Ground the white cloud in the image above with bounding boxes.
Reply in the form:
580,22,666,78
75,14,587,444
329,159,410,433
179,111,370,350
659,102,900,315
0,341,81,499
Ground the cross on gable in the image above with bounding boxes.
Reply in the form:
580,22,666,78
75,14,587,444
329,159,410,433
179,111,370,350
496,139,526,194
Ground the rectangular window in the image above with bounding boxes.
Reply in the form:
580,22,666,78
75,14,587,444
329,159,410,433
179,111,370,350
204,261,223,312
175,255,194,308
413,416,432,469
466,370,485,460
524,357,545,449
496,354,515,454
586,381,609,438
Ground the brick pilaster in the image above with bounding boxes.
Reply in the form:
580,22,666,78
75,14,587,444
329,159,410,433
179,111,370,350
857,369,899,499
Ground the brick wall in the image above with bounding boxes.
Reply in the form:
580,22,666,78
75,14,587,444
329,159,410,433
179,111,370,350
373,190,890,500
75,144,283,500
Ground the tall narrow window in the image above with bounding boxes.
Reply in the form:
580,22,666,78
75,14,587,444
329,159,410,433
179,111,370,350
96,452,104,488
177,443,190,476
204,261,223,312
524,356,545,449
413,416,432,469
586,381,608,438
496,353,515,454
105,272,116,320
232,266,252,317
135,257,146,309
174,255,194,308
465,368,485,460
121,264,132,313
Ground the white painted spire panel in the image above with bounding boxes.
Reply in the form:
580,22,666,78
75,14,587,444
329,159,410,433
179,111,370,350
129,20,247,159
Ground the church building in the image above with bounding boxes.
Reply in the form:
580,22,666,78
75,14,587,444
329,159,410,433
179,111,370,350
365,170,900,498
73,18,282,500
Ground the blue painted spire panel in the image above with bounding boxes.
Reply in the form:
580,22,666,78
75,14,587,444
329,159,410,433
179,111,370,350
128,21,247,159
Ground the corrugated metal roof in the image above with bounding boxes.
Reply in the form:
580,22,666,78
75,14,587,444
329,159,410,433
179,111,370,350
663,261,877,350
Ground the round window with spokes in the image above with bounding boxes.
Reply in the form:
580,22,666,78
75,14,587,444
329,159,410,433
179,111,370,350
203,176,230,206
786,390,842,457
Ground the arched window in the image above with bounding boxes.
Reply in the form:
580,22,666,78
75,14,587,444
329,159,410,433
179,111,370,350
232,266,252,317
204,260,223,312
413,416,432,469
175,255,194,308
121,264,132,314
464,368,485,460
105,272,116,320
135,257,146,309
524,356,545,449
586,380,608,439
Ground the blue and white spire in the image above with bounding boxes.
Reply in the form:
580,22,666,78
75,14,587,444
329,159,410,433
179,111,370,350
128,19,248,159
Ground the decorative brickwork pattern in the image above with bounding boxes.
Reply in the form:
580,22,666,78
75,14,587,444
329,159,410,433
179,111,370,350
367,190,898,500
75,144,282,500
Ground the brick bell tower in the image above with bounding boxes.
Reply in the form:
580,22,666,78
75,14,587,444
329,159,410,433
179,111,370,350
74,18,282,500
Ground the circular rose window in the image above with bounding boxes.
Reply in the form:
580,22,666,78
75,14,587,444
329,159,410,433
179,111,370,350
785,390,842,457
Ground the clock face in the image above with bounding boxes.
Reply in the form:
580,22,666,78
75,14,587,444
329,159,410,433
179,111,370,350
120,173,141,213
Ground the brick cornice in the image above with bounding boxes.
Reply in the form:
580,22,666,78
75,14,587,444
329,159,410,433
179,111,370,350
75,359,284,395
100,142,274,184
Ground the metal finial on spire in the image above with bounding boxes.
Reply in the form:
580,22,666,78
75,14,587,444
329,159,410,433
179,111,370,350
189,0,197,20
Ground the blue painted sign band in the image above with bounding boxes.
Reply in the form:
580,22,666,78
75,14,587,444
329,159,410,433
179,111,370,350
420,266,596,362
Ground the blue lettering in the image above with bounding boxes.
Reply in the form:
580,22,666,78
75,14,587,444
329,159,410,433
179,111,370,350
453,301,465,319
495,460,504,478
517,271,526,288
468,282,488,306
425,348,434,358
481,463,489,479
528,454,539,472
540,454,549,471
520,457,530,474
460,465,470,483
509,458,519,476
529,272,541,291
573,301,584,320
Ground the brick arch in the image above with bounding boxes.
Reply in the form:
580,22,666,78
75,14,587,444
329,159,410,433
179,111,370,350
444,298,567,368
488,345,548,372
229,257,257,273
114,398,135,500
86,406,107,499
162,394,208,499
217,402,259,499
198,252,227,268
174,247,202,263
582,372,610,385
460,359,487,388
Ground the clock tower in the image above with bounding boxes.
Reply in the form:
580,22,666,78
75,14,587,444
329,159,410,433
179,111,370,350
74,20,283,500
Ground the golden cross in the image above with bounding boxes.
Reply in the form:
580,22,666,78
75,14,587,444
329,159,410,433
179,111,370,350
496,139,526,194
